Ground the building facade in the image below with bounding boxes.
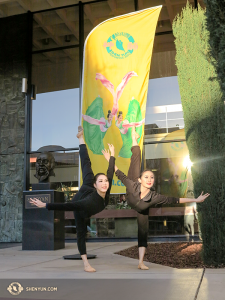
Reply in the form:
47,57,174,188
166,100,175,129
0,0,204,242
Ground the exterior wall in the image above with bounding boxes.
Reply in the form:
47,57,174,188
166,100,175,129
150,50,177,79
0,13,28,242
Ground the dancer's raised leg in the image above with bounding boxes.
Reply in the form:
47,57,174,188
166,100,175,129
77,126,94,187
77,125,85,144
127,126,141,181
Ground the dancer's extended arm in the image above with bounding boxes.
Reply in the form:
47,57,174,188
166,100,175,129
96,71,138,118
122,118,145,128
30,146,116,211
144,191,210,207
115,168,136,191
29,197,98,211
95,73,115,98
180,192,210,203
82,114,105,126
102,144,115,203
112,71,138,116
105,144,115,181
115,71,137,102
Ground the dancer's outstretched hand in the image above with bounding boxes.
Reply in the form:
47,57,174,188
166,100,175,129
196,192,210,203
102,149,110,162
108,144,115,157
29,197,46,208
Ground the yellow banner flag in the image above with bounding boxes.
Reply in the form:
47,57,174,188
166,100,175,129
81,6,162,194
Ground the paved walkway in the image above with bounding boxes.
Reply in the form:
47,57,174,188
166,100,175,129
0,242,224,299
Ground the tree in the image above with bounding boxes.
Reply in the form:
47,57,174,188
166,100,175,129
204,0,225,98
173,3,225,266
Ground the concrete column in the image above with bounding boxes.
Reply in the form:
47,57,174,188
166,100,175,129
0,13,29,242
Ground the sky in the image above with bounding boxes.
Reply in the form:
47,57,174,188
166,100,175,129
31,76,183,151
32,88,80,150
145,76,184,129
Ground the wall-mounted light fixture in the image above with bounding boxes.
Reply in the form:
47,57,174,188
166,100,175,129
22,78,27,93
22,78,36,100
65,35,71,42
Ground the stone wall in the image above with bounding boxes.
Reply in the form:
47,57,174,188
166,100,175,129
0,14,28,242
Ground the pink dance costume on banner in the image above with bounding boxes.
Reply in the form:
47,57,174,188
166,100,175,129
96,71,138,117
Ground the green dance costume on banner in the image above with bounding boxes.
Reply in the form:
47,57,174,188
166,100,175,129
83,97,106,155
118,99,143,158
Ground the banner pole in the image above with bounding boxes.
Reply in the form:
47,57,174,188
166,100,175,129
79,1,84,124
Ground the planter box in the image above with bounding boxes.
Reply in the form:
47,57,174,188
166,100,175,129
115,218,138,238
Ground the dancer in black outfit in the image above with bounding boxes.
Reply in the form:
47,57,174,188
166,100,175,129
115,127,210,270
30,126,115,272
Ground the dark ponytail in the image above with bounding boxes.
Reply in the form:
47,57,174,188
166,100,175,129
117,111,123,118
107,110,111,118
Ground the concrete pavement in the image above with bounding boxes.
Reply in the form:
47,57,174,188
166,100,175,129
0,242,224,299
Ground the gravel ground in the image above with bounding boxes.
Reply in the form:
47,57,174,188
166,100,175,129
115,242,225,269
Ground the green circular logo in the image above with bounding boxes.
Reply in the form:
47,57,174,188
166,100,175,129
103,32,138,59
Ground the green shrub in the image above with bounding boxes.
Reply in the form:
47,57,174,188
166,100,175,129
173,2,225,266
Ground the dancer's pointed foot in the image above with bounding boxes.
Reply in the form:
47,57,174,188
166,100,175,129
135,131,140,140
76,126,84,138
84,264,96,272
138,263,149,270
132,126,140,143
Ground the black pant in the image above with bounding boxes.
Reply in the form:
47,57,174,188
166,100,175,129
72,144,94,255
128,145,149,248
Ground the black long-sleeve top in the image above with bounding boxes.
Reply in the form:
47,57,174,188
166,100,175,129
46,156,115,218
115,169,179,213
